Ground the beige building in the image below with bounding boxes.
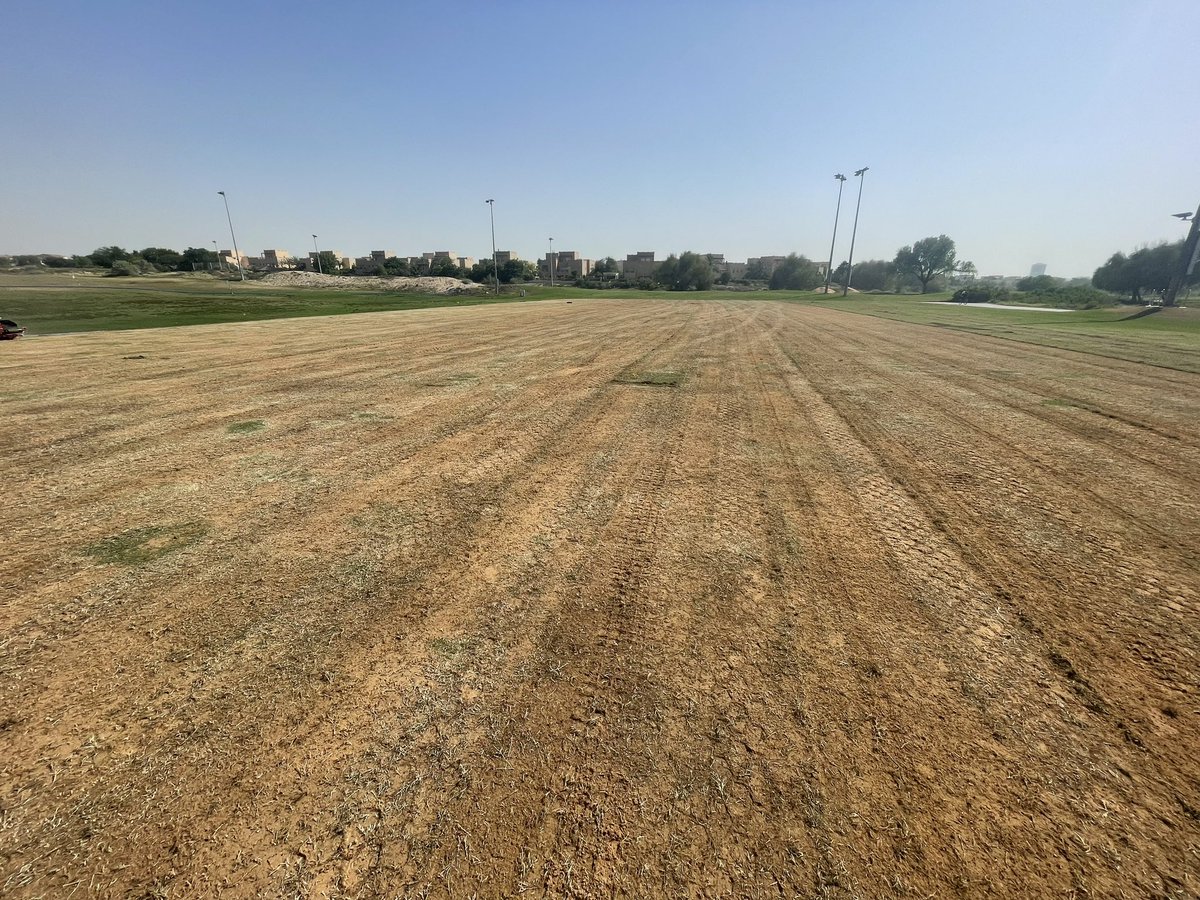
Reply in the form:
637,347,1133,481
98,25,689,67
261,249,292,269
541,250,592,280
621,251,658,279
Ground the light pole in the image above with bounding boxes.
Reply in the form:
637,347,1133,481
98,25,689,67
1165,203,1200,307
486,199,499,295
217,191,244,281
312,234,323,275
548,236,555,288
825,174,847,293
842,167,868,297
212,240,223,272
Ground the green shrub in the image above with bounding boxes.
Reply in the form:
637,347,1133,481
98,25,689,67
952,284,1008,303
106,260,141,277
1013,286,1118,309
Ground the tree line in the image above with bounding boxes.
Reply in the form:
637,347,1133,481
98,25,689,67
6,235,1192,300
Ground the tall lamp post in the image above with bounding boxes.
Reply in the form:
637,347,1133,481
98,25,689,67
548,236,555,288
312,234,323,275
217,191,244,281
212,240,223,272
842,167,868,296
1165,203,1200,307
825,174,847,293
486,199,499,295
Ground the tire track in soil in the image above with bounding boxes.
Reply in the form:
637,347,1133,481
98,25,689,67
765,305,1199,896
3,299,1199,899
0,301,689,897
0,302,660,630
782,312,1200,767
796,314,1200,549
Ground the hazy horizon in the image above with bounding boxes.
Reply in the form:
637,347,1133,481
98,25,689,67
3,0,1196,279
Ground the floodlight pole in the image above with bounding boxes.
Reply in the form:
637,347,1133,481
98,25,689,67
312,234,323,275
217,191,245,281
842,167,868,296
1164,201,1200,307
825,174,847,293
212,240,223,272
549,237,555,288
486,199,499,295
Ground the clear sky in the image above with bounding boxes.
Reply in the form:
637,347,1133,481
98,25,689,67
2,0,1196,277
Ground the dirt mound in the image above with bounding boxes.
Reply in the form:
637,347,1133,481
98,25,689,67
259,270,487,295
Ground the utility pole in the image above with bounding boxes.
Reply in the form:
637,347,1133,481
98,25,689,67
825,174,847,293
217,191,245,281
486,199,499,295
548,237,555,288
312,234,323,275
1165,201,1200,307
842,167,868,296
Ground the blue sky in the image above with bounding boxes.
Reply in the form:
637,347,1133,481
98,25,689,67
2,0,1196,276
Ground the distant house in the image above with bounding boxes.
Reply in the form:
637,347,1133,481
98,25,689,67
540,250,593,280
621,251,657,279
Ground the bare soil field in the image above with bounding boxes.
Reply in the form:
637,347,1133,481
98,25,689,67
1,298,1197,898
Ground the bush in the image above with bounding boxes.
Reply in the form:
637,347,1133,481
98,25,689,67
1013,286,1118,309
768,254,821,291
106,260,141,277
952,285,1008,303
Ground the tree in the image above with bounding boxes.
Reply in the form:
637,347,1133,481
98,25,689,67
745,258,771,281
593,257,619,276
139,247,183,271
499,259,537,283
178,247,217,271
841,259,893,292
1092,241,1187,303
656,251,713,291
768,254,821,290
893,235,961,293
315,250,341,274
382,256,413,276
1016,274,1060,292
107,260,141,277
468,261,495,283
428,256,463,278
89,246,130,268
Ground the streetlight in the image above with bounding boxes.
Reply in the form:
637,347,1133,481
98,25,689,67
824,174,847,294
216,191,245,281
842,167,869,297
312,234,323,275
212,240,223,272
548,236,555,288
486,199,499,295
1165,202,1200,307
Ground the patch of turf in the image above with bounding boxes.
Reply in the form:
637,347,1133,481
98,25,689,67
227,420,266,434
429,635,480,657
84,521,209,565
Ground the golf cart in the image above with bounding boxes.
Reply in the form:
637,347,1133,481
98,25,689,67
0,319,26,340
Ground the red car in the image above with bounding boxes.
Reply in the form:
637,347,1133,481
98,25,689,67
0,319,25,340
